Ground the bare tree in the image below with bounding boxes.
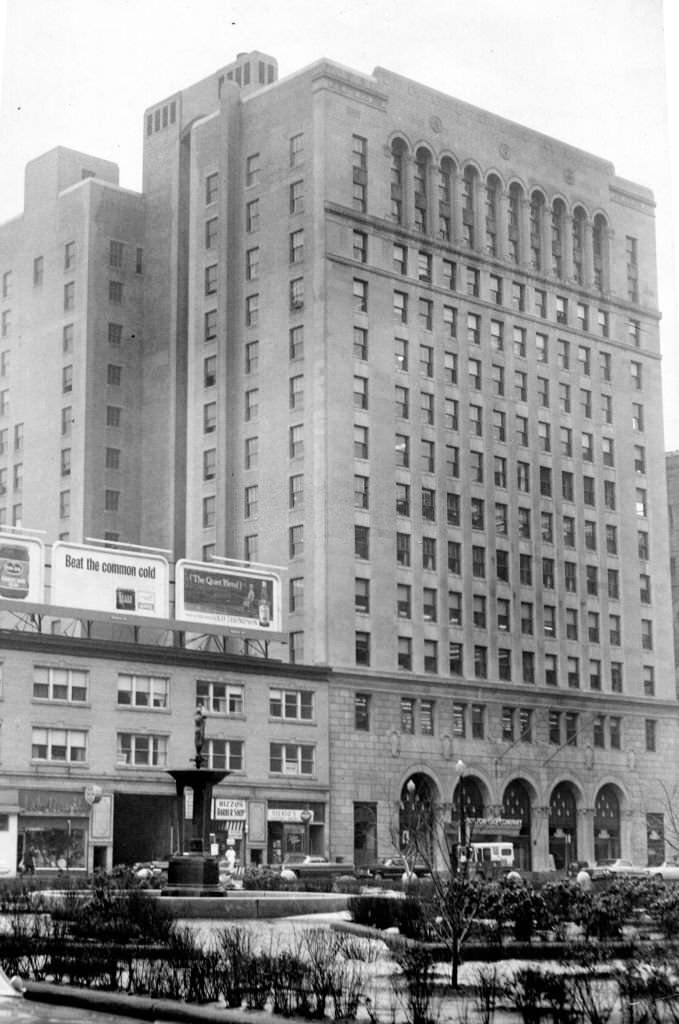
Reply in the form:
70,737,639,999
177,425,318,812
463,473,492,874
398,781,485,989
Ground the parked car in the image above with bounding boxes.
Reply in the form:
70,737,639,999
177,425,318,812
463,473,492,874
592,858,646,878
279,854,355,881
362,856,430,881
646,860,679,881
132,860,168,884
282,854,329,867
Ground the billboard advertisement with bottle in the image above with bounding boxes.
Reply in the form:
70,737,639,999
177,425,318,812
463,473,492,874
175,560,280,632
51,542,170,618
0,533,44,602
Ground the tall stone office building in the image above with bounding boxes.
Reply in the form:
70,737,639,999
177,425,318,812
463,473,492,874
0,51,675,872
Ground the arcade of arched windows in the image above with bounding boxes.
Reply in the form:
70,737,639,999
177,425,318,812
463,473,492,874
387,136,612,295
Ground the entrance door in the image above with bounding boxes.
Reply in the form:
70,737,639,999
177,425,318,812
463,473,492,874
594,785,621,862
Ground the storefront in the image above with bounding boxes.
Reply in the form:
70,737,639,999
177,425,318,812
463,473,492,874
209,797,248,863
267,801,325,864
18,788,90,872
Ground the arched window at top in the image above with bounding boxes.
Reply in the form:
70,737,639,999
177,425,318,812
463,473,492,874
593,213,608,292
413,147,431,233
462,166,479,249
572,207,587,285
551,198,567,278
508,183,524,264
438,157,455,242
390,139,408,224
485,174,502,257
530,191,545,271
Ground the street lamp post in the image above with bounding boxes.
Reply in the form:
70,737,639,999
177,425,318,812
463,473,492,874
454,759,467,874
300,805,312,855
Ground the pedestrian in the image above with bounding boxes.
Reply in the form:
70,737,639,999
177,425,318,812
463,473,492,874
576,866,593,892
224,840,236,873
22,847,35,876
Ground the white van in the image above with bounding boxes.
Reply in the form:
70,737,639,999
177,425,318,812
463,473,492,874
467,842,515,871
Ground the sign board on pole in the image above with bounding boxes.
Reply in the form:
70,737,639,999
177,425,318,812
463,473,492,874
0,532,44,603
175,560,281,632
51,542,170,618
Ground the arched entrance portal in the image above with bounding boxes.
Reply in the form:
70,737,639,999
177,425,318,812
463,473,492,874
399,773,438,863
502,780,532,871
594,785,621,862
549,782,578,870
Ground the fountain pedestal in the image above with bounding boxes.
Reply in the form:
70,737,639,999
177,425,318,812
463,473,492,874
162,768,229,897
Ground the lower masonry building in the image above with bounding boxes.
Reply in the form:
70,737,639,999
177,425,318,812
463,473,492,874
0,630,331,875
0,621,675,875
0,49,676,874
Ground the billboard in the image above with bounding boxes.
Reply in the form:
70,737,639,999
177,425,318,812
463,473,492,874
0,533,44,603
51,542,170,618
175,560,281,632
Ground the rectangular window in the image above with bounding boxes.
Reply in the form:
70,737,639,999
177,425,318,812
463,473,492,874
117,673,169,709
355,525,370,560
290,374,304,410
393,291,408,323
549,712,561,745
400,698,415,734
448,540,461,574
247,198,260,231
109,240,124,268
244,484,258,519
422,536,436,570
398,637,412,671
290,133,304,167
490,319,504,351
290,326,304,361
290,278,304,311
203,402,216,433
245,293,259,327
355,577,370,614
355,693,370,731
269,743,315,776
290,229,304,264
471,703,485,737
33,727,88,763
33,256,44,286
353,326,368,360
289,180,304,216
354,425,369,459
289,524,304,558
269,688,314,721
288,479,303,512
245,153,260,187
202,495,216,528
354,474,369,509
355,631,371,666
245,388,259,421
245,248,259,282
33,666,88,703
204,447,217,479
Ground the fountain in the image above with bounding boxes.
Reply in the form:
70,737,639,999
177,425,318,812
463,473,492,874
162,707,229,896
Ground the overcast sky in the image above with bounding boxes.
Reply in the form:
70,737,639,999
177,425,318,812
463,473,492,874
1,0,677,442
